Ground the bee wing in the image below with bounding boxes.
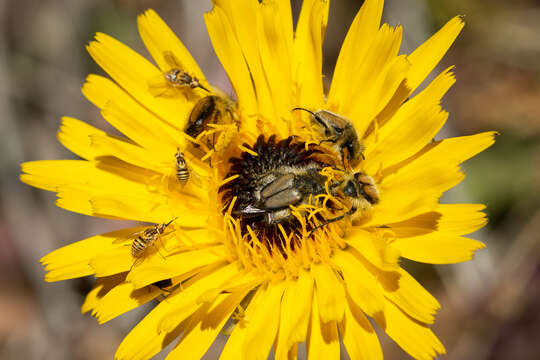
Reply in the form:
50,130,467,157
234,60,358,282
236,205,266,215
165,171,183,192
147,75,178,98
163,51,182,69
112,236,133,245
112,229,145,244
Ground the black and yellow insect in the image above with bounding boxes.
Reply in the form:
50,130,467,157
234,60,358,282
130,219,175,258
175,149,190,184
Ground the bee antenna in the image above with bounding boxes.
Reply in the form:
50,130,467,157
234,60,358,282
292,107,328,130
165,217,177,227
292,107,315,116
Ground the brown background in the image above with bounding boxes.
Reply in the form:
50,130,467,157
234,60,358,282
1,0,539,359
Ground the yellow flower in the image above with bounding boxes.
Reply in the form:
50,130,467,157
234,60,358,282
20,0,495,359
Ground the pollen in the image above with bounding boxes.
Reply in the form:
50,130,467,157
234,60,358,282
218,135,349,271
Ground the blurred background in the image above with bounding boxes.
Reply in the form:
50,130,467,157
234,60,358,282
1,0,539,359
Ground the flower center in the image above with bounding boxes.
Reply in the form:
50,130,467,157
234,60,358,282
220,135,334,251
218,134,380,275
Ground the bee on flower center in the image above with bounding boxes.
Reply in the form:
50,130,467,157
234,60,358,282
308,171,379,235
293,108,364,168
220,135,380,246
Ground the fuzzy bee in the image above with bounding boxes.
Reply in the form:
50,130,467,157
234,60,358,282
185,95,238,153
317,171,379,228
221,136,379,238
293,108,364,168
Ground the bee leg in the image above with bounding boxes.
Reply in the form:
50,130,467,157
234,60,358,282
318,138,337,146
129,257,142,272
308,206,357,237
307,214,345,238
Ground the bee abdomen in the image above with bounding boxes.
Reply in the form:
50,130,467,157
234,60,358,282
131,236,149,257
176,168,190,182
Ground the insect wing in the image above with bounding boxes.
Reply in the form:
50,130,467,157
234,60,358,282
147,75,178,98
238,205,266,215
112,228,146,245
163,51,182,70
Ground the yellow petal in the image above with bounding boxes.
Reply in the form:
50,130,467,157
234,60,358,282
88,133,164,173
22,158,204,223
89,245,134,277
367,159,464,227
40,227,140,281
55,189,95,217
213,0,276,123
21,160,140,194
204,7,258,133
86,33,191,130
348,54,409,137
82,74,182,154
242,281,286,360
167,287,251,360
407,16,465,93
307,289,340,360
89,193,183,224
137,9,206,81
82,274,124,314
385,212,441,238
293,0,329,110
376,300,445,360
332,250,385,319
311,263,346,323
197,270,260,305
386,204,487,238
339,295,383,360
158,262,240,334
127,246,228,289
89,281,161,324
383,131,498,178
57,117,106,160
21,159,177,224
436,203,488,235
257,0,294,136
393,233,485,264
364,67,456,174
366,131,496,226
378,268,440,324
346,228,400,271
340,25,405,136
328,0,384,107
166,288,249,360
275,272,314,359
115,295,185,360
219,286,267,360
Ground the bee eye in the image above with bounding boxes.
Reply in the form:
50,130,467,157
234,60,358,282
346,142,355,156
343,180,357,197
333,126,343,134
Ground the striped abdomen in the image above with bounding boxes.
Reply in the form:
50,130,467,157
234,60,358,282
131,231,157,257
175,150,189,183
